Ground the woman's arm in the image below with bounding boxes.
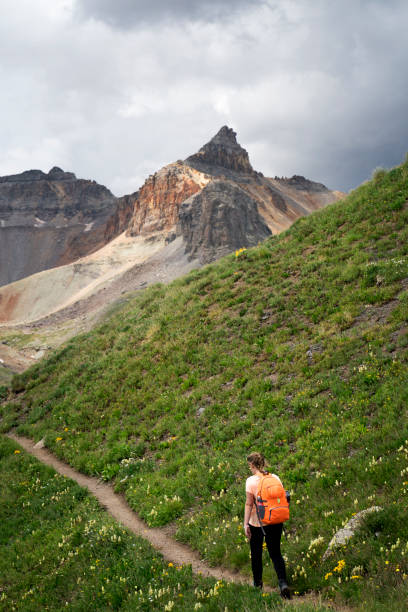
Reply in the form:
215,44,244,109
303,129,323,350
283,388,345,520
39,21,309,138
244,491,254,539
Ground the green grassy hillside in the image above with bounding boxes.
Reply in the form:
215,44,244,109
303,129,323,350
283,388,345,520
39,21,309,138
2,159,408,609
2,436,322,611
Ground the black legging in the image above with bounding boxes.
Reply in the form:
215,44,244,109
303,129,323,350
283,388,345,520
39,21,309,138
249,523,287,587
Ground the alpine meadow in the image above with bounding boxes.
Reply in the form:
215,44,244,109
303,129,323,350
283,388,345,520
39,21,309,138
1,157,408,611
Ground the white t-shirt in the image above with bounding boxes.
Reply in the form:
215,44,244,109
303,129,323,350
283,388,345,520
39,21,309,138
245,473,283,527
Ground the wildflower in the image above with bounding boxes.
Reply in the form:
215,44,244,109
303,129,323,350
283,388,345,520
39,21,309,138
333,559,346,573
56,437,63,442
168,562,174,567
309,536,324,550
14,450,21,454
351,575,362,580
325,572,333,580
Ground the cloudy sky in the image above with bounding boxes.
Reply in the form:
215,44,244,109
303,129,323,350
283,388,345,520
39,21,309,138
1,0,407,195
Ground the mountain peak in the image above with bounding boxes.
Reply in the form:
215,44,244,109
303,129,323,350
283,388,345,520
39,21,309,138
186,126,254,174
209,125,238,145
48,167,76,180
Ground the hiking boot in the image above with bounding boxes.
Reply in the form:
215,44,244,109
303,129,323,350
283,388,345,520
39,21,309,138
279,580,291,599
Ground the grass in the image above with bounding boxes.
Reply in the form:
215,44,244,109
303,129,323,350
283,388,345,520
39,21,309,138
0,436,327,611
1,155,408,609
0,366,13,387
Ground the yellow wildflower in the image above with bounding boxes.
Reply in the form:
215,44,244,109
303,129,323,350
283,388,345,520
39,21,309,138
333,559,346,573
235,247,247,257
56,437,63,442
14,450,21,454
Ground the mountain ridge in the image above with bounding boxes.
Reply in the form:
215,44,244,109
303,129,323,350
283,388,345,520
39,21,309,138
0,126,343,333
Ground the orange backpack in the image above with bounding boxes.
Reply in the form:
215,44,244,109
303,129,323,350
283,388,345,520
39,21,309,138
256,473,290,525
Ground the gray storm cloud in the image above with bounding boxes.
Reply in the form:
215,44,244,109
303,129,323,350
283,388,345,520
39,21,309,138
0,0,407,196
77,0,263,27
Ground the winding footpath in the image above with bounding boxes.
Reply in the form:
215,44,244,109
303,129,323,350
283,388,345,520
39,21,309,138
7,433,249,583
7,432,343,610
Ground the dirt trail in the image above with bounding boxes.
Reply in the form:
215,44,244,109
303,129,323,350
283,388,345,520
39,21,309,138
7,433,250,583
7,433,344,610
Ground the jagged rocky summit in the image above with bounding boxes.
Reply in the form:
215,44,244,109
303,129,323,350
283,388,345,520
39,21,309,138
123,125,342,263
185,125,255,175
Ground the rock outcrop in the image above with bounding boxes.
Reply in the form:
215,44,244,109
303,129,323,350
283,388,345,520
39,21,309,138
126,163,209,237
322,507,382,560
104,193,135,242
0,167,120,287
275,174,327,192
186,126,255,175
178,180,271,263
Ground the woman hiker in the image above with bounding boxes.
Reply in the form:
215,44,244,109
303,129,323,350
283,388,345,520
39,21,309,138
244,452,291,599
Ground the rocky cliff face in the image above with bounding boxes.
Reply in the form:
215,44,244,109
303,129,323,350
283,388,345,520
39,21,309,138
178,180,271,263
103,193,135,243
0,167,122,286
126,162,209,237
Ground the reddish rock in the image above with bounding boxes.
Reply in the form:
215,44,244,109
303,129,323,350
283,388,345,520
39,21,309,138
104,193,135,242
126,163,209,237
